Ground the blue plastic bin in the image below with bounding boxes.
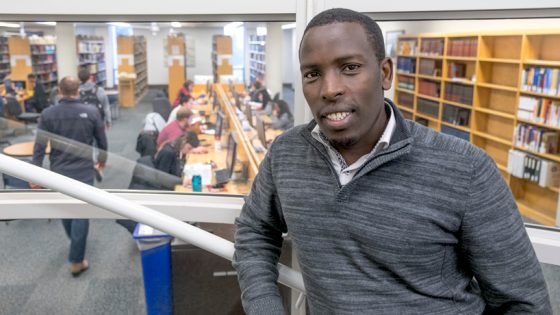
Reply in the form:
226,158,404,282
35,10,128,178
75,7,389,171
133,224,173,315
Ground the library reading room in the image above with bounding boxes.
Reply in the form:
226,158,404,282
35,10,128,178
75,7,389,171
2,2,560,314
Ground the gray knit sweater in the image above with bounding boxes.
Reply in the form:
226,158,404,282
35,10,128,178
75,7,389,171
233,100,551,314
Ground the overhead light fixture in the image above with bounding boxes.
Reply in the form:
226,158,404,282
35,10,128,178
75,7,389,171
151,22,159,36
281,23,296,30
107,22,131,28
257,27,267,36
225,22,243,29
36,22,57,26
19,22,25,37
224,22,244,36
170,22,182,28
0,22,20,28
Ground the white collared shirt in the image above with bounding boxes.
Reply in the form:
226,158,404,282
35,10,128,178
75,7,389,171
311,102,396,186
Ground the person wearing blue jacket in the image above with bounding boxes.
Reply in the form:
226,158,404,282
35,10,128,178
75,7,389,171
31,76,107,277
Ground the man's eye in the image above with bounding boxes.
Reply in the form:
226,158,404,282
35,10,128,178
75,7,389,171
343,64,360,71
304,72,319,79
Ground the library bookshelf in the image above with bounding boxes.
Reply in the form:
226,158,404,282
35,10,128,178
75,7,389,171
249,34,266,83
395,31,560,226
117,36,148,107
0,37,10,80
76,35,106,87
166,35,186,104
212,35,232,83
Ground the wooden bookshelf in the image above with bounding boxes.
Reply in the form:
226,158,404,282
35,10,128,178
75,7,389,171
7,36,58,95
76,35,106,87
0,37,10,80
395,31,560,226
117,35,148,107
249,34,266,83
212,35,232,83
166,35,186,104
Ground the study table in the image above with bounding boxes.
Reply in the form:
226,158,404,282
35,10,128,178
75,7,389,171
2,141,50,157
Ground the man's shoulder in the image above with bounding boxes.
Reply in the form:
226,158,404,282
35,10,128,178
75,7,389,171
407,120,486,161
273,124,307,144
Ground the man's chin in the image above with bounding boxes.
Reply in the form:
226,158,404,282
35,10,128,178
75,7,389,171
325,134,357,149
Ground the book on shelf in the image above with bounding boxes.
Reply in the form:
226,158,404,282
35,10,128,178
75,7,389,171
447,38,477,57
418,80,440,98
397,92,414,108
507,149,560,188
419,59,441,77
514,124,559,154
398,40,416,56
522,66,560,95
443,83,473,105
420,38,444,56
447,62,467,79
396,57,415,74
443,104,471,127
518,96,560,126
397,76,415,91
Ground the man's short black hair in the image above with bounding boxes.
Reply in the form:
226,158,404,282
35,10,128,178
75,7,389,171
301,8,385,62
78,68,90,83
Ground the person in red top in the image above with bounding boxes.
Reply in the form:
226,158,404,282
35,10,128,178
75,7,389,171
156,107,208,154
172,80,194,107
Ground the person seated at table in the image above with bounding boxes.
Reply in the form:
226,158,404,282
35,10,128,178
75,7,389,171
154,132,206,179
172,80,194,107
270,99,294,131
156,107,207,154
168,95,195,123
26,74,49,113
251,80,271,111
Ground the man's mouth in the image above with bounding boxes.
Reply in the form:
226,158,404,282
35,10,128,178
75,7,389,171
325,111,351,121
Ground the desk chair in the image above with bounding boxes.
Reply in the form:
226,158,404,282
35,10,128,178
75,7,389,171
152,97,172,121
5,97,40,133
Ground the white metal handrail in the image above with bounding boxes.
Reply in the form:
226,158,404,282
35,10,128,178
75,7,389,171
0,153,306,293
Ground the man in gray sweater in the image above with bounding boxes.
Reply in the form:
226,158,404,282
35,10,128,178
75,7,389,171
233,8,551,314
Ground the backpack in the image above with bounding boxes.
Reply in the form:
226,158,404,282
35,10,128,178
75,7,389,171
80,86,104,120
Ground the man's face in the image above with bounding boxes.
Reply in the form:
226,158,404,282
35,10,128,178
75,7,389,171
299,22,392,150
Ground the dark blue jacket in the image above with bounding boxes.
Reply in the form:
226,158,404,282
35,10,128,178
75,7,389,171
32,97,108,183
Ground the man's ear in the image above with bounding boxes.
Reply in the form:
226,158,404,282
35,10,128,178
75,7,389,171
380,57,393,91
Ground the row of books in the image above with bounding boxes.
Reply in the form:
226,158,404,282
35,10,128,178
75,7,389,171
398,40,416,56
508,149,560,188
447,62,468,80
521,67,560,96
397,76,415,91
397,92,414,107
419,38,444,56
443,83,473,105
417,98,439,117
447,38,478,57
396,57,416,74
514,124,559,154
419,59,441,77
418,80,440,98
442,104,471,127
518,96,560,127
30,44,56,55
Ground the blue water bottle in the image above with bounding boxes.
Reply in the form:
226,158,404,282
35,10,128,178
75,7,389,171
192,175,202,192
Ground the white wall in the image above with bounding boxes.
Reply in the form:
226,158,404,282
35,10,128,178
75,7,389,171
184,27,224,82
282,28,294,87
134,26,223,86
379,17,560,100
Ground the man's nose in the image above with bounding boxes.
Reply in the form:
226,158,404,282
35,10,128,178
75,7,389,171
321,71,344,101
